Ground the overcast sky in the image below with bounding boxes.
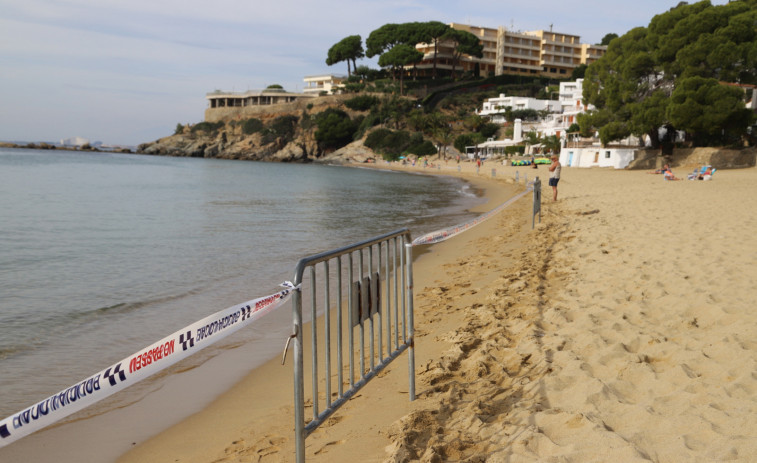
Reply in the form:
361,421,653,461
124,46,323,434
0,0,728,146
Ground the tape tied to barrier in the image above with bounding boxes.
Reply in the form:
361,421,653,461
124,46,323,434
0,282,298,448
411,183,534,246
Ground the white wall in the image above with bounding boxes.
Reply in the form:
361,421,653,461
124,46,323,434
561,147,636,169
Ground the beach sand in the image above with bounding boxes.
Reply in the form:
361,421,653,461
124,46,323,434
120,160,757,462
6,159,757,462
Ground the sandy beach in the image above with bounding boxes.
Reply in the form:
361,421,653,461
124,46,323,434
121,159,757,462
5,158,757,462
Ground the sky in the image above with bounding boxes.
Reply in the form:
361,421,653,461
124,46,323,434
0,0,730,146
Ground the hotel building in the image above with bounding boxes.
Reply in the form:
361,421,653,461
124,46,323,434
413,24,606,79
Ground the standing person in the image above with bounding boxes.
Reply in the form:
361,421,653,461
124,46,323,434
548,154,561,201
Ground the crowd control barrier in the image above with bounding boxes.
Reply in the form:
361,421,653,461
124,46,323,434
287,229,415,463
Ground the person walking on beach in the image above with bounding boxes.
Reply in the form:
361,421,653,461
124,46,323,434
548,154,561,201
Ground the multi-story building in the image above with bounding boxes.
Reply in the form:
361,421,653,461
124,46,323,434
303,74,347,95
412,24,606,79
477,94,562,123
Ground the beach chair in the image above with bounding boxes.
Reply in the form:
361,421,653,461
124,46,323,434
701,167,716,181
687,165,711,180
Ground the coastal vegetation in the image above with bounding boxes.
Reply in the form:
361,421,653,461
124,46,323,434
582,0,757,148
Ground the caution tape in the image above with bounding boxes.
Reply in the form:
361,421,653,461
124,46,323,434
0,282,298,448
411,183,534,246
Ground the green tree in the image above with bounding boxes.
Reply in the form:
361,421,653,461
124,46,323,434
242,118,264,135
344,95,380,111
454,133,483,154
366,24,406,58
480,122,500,139
314,108,358,150
542,135,562,154
418,21,451,79
443,28,484,78
667,76,754,146
570,63,587,80
432,125,454,159
378,44,423,95
583,0,757,147
524,130,541,147
326,35,365,76
600,33,618,45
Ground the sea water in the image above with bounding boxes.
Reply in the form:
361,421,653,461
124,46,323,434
0,148,483,420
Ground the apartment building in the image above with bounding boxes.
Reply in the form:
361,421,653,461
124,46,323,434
413,23,606,79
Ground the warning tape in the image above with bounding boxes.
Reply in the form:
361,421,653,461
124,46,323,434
411,183,534,246
0,282,298,448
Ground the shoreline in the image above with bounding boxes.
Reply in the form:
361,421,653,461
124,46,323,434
0,159,525,462
113,160,534,462
120,161,757,462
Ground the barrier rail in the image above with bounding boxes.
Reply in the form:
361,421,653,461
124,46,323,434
533,177,542,228
288,229,415,463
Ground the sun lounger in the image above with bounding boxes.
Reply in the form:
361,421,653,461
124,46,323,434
688,165,715,180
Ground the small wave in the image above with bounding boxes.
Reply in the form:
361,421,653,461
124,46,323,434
458,185,477,198
0,344,34,360
76,288,204,319
208,199,272,207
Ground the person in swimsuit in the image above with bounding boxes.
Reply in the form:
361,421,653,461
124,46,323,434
548,154,561,201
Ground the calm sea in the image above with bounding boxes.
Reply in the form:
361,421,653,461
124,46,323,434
0,148,483,420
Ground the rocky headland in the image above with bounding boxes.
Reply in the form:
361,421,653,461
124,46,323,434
136,95,378,164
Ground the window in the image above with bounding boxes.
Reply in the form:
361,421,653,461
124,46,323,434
605,151,611,159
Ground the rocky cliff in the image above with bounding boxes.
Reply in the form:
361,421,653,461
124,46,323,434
136,95,374,163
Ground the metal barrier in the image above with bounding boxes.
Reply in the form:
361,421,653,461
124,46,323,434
289,229,416,463
532,177,542,228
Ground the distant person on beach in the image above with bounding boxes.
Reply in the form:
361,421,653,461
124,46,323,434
649,164,670,174
663,167,681,181
532,155,538,169
548,154,561,201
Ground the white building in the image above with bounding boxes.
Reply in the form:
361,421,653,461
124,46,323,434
477,94,562,123
561,147,636,169
472,79,645,168
303,74,347,95
61,136,90,147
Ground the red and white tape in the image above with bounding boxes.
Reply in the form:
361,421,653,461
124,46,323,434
0,282,297,448
411,185,533,246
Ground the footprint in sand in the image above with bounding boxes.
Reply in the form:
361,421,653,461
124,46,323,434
314,439,347,455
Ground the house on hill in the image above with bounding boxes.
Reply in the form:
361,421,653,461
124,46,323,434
204,88,316,122
303,74,347,95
